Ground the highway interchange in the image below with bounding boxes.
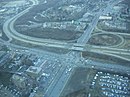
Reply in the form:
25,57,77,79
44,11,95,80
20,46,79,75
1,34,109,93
2,0,130,62
1,0,130,97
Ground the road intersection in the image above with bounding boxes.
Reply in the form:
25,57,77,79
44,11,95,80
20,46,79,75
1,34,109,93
2,0,130,61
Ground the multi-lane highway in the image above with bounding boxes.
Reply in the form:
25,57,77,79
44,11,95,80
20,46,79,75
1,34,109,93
1,0,130,96
3,0,130,61
3,0,39,42
77,14,100,44
3,0,122,47
3,0,75,51
84,59,130,74
77,0,124,44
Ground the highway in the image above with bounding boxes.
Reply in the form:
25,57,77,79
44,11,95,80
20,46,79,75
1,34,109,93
2,0,130,61
3,0,122,48
77,14,100,44
89,49,130,61
3,0,38,42
1,0,130,97
44,66,73,97
85,59,130,74
1,0,130,96
84,44,130,61
3,0,75,50
89,31,125,48
77,0,124,44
